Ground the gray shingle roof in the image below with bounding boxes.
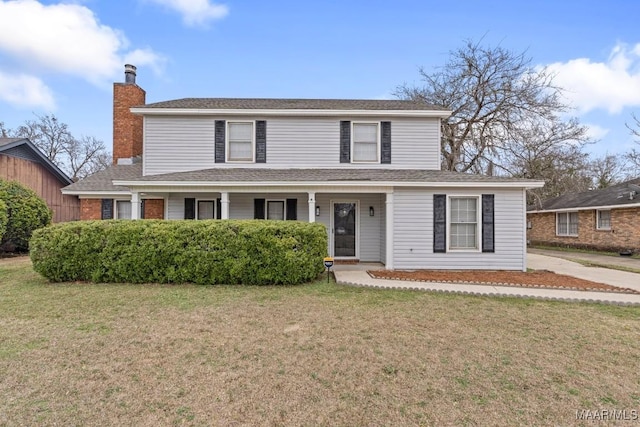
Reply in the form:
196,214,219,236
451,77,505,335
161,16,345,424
64,163,540,192
529,178,640,211
138,98,447,111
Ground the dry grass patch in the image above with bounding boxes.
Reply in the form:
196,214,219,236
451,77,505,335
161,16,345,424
1,257,639,426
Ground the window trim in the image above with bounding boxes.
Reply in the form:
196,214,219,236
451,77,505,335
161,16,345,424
351,121,380,163
556,211,579,236
226,121,255,163
266,199,286,220
196,199,216,220
115,199,132,220
446,195,480,252
596,209,611,231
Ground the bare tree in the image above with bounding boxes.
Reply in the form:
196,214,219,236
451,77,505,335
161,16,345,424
588,153,626,189
4,114,110,180
64,136,111,181
625,113,640,175
496,116,592,206
395,40,591,176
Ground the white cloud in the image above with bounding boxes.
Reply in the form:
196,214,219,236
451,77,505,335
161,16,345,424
0,0,165,88
0,71,55,109
583,123,610,141
146,0,228,28
545,42,640,115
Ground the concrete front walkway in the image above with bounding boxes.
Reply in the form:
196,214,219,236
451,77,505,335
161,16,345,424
333,253,640,306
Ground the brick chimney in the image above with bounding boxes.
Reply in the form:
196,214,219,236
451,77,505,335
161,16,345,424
113,64,145,164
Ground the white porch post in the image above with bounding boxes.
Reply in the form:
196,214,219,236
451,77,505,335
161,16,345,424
385,191,394,270
131,191,140,220
221,192,230,219
308,192,316,223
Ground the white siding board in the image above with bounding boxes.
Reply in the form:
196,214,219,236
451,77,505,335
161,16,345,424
144,117,216,175
143,115,442,174
393,188,526,270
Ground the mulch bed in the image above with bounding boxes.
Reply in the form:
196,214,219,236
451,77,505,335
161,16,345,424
368,269,640,294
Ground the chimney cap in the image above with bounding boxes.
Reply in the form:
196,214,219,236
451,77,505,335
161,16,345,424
124,64,137,84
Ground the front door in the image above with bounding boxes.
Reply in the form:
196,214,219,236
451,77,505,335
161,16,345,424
332,202,357,258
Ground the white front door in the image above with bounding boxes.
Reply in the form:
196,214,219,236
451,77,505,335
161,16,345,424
331,201,358,258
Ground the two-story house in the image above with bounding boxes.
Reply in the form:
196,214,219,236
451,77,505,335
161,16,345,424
62,65,543,271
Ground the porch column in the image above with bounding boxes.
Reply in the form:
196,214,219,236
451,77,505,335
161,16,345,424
220,191,230,219
308,192,316,223
131,191,140,220
385,191,394,270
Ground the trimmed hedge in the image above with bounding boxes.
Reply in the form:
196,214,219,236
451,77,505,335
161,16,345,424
0,179,52,251
0,199,7,243
30,219,328,285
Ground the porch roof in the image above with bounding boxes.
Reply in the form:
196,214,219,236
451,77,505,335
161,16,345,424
63,163,544,194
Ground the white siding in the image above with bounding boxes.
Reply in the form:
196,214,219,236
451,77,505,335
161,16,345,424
143,116,441,175
393,188,526,270
144,117,216,175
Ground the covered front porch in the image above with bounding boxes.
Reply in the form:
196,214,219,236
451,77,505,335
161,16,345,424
125,187,395,267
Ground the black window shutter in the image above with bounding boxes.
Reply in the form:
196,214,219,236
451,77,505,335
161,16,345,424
340,121,351,163
254,198,265,219
482,194,495,253
433,194,447,253
184,198,195,219
101,199,113,220
286,198,297,221
255,120,267,163
216,199,222,219
381,121,391,164
141,199,146,219
215,120,226,163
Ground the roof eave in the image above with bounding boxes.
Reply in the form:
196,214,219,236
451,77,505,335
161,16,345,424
130,107,452,119
111,179,544,189
528,201,640,213
0,138,73,185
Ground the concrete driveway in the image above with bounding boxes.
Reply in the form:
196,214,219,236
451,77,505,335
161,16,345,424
527,251,640,292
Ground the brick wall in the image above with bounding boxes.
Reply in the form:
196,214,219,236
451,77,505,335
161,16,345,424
527,208,640,251
113,82,145,164
80,198,165,220
143,199,164,219
80,199,102,220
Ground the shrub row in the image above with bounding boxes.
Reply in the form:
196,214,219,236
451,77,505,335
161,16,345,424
0,179,52,252
30,220,328,285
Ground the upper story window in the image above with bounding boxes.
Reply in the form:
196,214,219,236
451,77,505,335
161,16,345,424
449,196,479,250
228,122,254,162
596,209,611,230
352,123,379,162
557,212,578,236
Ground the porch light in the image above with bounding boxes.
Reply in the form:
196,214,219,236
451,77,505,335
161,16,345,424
316,206,320,216
369,206,374,216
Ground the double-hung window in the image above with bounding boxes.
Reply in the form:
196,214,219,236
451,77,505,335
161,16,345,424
228,122,254,162
449,197,479,250
352,123,379,162
267,200,285,220
116,200,132,219
557,212,578,236
197,200,215,220
596,210,611,230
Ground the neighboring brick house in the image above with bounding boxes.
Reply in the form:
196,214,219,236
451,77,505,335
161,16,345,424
0,137,80,222
62,65,544,271
527,178,640,253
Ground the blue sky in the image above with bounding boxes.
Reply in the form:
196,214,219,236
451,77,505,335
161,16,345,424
1,0,640,159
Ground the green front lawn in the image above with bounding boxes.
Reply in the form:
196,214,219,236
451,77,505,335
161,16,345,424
1,257,639,426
